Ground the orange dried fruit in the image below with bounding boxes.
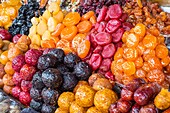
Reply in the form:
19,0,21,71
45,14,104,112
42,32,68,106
147,57,162,70
72,34,86,52
161,56,170,67
41,39,56,48
155,44,168,59
4,61,14,75
48,17,58,32
126,33,140,47
63,12,81,26
77,40,90,59
77,20,92,33
82,11,95,20
37,20,47,35
123,47,138,61
122,61,136,76
134,23,146,37
51,23,65,37
143,34,157,49
90,15,97,24
134,57,143,69
53,11,64,23
0,51,9,65
114,48,123,60
135,68,146,78
56,39,70,49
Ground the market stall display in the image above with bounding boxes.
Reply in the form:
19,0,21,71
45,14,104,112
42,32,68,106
0,0,169,113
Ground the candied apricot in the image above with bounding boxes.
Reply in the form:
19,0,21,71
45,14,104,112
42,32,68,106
126,33,140,48
0,15,10,25
135,68,146,78
122,61,136,76
134,23,146,37
143,34,157,49
122,31,129,43
136,42,146,56
60,26,78,41
146,69,165,84
143,49,156,61
41,39,56,48
77,20,92,33
5,6,17,19
0,50,9,65
51,23,65,37
157,36,165,44
8,46,22,61
72,34,86,52
142,62,151,72
77,40,90,59
114,48,123,60
63,12,81,26
161,56,170,67
56,39,70,49
4,61,14,75
135,57,143,68
82,11,95,20
111,59,124,77
123,47,138,61
147,57,162,70
155,44,168,59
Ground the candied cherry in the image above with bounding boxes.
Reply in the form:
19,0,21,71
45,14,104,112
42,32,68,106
112,28,124,43
143,34,157,49
123,47,138,61
89,53,102,71
12,34,22,44
94,32,112,46
77,20,92,33
106,19,121,33
122,61,136,76
97,21,107,32
134,23,146,37
155,44,169,59
93,45,103,54
99,59,112,72
126,33,140,48
102,43,116,58
97,6,108,22
63,12,81,26
108,4,122,19
60,26,78,41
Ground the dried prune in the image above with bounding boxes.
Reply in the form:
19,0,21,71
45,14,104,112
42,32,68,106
21,108,39,113
32,72,45,90
30,99,43,112
41,104,55,113
48,48,65,63
42,68,62,88
37,54,57,70
64,53,81,70
74,62,92,80
30,88,42,102
61,72,78,91
41,88,60,106
12,55,25,72
56,64,70,74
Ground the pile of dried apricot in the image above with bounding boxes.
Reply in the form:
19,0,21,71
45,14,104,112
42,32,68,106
111,23,170,88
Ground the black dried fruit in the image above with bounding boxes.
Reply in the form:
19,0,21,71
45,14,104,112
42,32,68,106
42,68,62,88
41,104,55,113
61,72,78,91
41,88,60,106
30,99,43,112
21,108,39,113
37,54,57,70
64,53,81,69
56,64,70,74
74,62,92,80
30,88,42,102
32,71,45,90
48,48,65,63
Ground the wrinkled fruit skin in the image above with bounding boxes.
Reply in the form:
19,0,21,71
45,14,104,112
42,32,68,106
12,55,26,72
0,29,12,40
32,71,45,90
25,49,42,66
74,62,92,80
20,64,36,81
37,54,57,70
21,108,39,113
41,104,55,113
56,64,70,74
42,68,63,88
21,80,32,92
30,87,42,102
12,86,21,99
12,72,22,86
30,99,43,112
13,34,22,43
19,91,32,106
48,48,65,63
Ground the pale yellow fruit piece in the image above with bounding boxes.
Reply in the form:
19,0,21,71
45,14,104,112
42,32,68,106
31,34,41,46
53,11,64,23
31,17,39,25
39,16,47,23
48,17,58,32
37,20,47,35
42,30,51,41
29,25,37,36
42,10,51,21
48,2,60,15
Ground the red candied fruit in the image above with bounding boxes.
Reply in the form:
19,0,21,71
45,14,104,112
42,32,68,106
0,29,12,40
19,91,32,106
97,6,108,22
12,34,22,43
99,58,112,72
94,32,112,46
97,21,107,32
89,53,102,71
112,28,125,43
102,43,116,58
106,19,121,33
13,72,22,86
21,80,32,92
12,86,21,99
105,71,115,81
108,4,123,19
12,55,26,72
25,49,43,66
20,64,36,81
93,45,103,54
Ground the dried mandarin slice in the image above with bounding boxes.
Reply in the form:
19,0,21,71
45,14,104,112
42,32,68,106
155,44,168,59
37,20,47,36
77,20,92,33
41,39,56,48
143,34,157,49
53,11,64,23
82,11,95,20
122,61,136,76
142,62,150,72
62,47,74,55
135,68,146,78
143,49,155,61
60,26,78,41
63,12,81,26
114,48,123,60
72,34,86,52
136,42,146,56
161,56,170,67
134,23,146,37
51,23,65,37
77,40,90,59
48,17,58,32
146,69,165,84
123,47,138,61
126,33,140,47
48,1,60,14
42,10,51,21
51,36,59,44
135,57,143,69
0,51,9,65
147,57,162,70
56,39,70,48
90,16,97,24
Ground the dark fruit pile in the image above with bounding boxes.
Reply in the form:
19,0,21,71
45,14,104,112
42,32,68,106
83,5,133,79
76,0,127,15
29,49,92,113
109,78,161,113
8,0,46,36
12,49,43,106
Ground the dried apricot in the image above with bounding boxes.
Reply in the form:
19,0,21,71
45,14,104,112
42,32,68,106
143,34,157,49
122,61,136,76
72,34,86,52
123,47,138,61
135,68,146,78
134,23,146,37
5,6,17,19
3,74,14,86
82,11,95,20
142,62,151,72
161,56,170,67
3,85,13,94
136,42,146,56
134,57,143,68
155,44,168,59
77,20,92,33
4,61,14,75
147,57,162,70
114,48,123,60
77,40,90,59
143,49,155,61
41,39,56,48
126,33,140,47
63,12,81,26
8,47,22,61
51,23,65,37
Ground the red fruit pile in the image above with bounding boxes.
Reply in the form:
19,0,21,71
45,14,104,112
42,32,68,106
84,4,133,80
12,49,42,106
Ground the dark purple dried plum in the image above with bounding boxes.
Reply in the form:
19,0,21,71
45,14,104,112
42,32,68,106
30,88,42,102
56,64,70,74
64,53,81,70
37,54,57,70
74,62,92,80
61,72,78,91
42,68,62,88
41,104,55,113
41,88,60,106
32,71,45,90
48,48,65,63
21,108,39,113
30,99,43,112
